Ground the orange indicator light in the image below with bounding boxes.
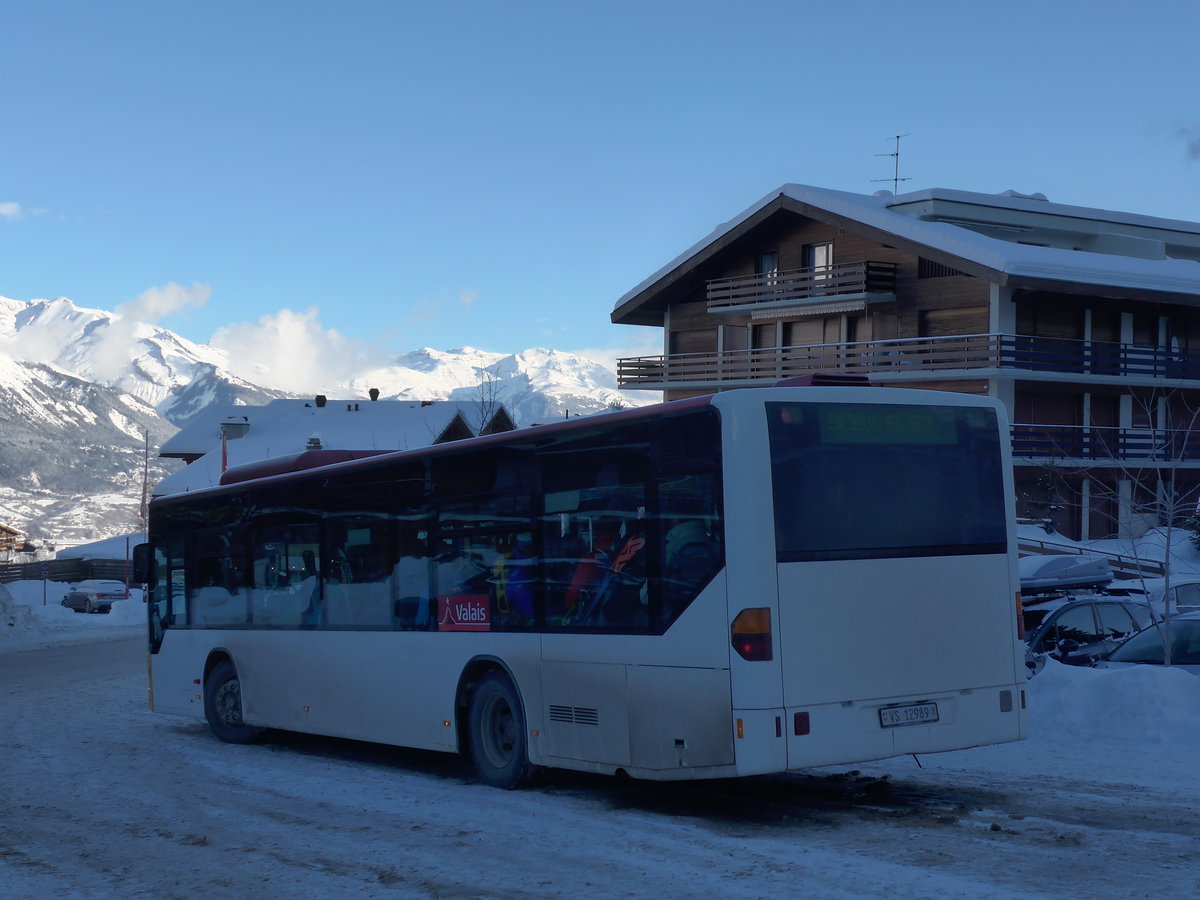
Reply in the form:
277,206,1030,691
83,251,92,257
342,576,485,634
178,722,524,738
731,608,773,661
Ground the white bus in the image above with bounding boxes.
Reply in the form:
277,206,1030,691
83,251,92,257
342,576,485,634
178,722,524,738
137,383,1028,788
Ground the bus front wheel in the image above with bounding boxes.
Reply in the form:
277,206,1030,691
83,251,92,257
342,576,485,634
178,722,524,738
204,659,264,744
468,671,532,789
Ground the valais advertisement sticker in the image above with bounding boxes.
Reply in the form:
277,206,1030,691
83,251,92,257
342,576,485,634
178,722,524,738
437,594,491,631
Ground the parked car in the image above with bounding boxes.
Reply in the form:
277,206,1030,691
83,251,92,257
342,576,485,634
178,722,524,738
60,580,128,614
1154,578,1200,616
1024,595,1154,674
1101,611,1200,674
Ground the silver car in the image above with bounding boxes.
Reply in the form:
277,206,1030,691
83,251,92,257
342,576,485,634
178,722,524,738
60,580,128,614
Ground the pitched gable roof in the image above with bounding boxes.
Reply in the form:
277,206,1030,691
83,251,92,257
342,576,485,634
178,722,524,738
612,184,1200,325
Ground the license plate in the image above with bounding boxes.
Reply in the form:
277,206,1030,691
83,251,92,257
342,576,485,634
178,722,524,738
879,702,939,728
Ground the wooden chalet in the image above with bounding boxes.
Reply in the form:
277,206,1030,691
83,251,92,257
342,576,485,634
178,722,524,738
1,522,21,554
612,184,1200,540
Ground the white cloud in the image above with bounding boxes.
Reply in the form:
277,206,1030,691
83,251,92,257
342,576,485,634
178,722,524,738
460,289,478,310
89,283,213,383
115,282,211,323
0,201,48,220
566,327,663,375
210,307,389,394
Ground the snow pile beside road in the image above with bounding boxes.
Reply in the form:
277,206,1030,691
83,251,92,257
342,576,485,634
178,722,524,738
1030,657,1200,746
0,582,39,632
910,654,1200,803
0,580,143,649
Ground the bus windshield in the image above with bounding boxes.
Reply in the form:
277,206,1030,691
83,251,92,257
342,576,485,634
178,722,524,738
767,401,1007,562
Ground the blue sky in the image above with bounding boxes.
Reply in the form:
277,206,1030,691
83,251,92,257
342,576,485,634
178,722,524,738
2,0,1198,385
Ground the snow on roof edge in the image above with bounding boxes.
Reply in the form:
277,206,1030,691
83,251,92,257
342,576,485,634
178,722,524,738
613,184,1200,313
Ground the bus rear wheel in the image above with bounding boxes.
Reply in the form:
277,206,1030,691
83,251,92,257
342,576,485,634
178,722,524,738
468,671,532,789
204,659,264,744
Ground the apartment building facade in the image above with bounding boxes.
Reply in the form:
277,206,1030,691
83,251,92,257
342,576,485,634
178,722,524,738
612,184,1200,541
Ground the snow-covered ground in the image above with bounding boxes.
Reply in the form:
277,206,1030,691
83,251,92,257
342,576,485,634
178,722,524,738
3,578,1200,898
1,578,145,650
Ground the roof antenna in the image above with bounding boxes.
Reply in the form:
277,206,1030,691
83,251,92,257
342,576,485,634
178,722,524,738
871,134,911,194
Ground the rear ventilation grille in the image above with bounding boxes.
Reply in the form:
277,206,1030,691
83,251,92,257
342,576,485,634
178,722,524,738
548,705,599,726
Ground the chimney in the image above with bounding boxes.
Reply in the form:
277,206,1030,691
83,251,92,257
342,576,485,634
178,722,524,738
369,388,380,402
315,395,327,408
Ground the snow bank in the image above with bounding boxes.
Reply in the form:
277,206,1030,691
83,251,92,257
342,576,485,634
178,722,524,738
1030,657,1200,747
0,579,144,650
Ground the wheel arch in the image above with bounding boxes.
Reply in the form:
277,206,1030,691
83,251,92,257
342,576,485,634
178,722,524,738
454,655,525,757
203,648,237,689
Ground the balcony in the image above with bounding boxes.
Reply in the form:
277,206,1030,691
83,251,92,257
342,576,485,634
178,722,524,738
706,261,897,314
1011,424,1200,464
616,333,1200,388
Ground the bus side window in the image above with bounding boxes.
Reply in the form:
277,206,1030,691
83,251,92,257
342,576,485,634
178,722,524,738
249,523,320,628
661,519,721,618
544,499,649,631
393,527,432,630
432,529,496,629
430,451,536,633
490,530,537,628
650,458,724,627
593,525,648,628
325,519,394,628
189,530,249,627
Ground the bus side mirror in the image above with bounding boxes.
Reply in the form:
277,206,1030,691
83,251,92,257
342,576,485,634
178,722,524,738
132,543,154,584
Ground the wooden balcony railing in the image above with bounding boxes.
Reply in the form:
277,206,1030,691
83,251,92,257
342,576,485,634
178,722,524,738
1014,532,1165,578
1011,424,1200,462
707,261,897,311
616,333,1200,386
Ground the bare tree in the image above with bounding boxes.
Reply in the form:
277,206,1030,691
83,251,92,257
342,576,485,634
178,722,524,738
1030,387,1200,665
471,354,502,435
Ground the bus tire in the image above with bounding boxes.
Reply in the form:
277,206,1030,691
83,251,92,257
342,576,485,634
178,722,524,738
204,659,264,744
468,670,532,789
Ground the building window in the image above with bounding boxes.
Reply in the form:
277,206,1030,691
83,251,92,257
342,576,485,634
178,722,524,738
802,242,832,270
757,250,779,289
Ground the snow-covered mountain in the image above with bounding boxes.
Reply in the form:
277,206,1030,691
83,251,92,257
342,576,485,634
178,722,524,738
0,351,180,545
0,295,658,545
348,346,647,424
0,295,288,423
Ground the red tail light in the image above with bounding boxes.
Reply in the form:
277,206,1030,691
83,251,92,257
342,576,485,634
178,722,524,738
731,607,772,661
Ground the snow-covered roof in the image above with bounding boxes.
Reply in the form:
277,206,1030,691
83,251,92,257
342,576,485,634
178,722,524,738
154,398,509,496
57,532,146,560
613,184,1200,319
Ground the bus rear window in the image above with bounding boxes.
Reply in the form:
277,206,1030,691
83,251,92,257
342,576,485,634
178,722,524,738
767,402,1007,562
